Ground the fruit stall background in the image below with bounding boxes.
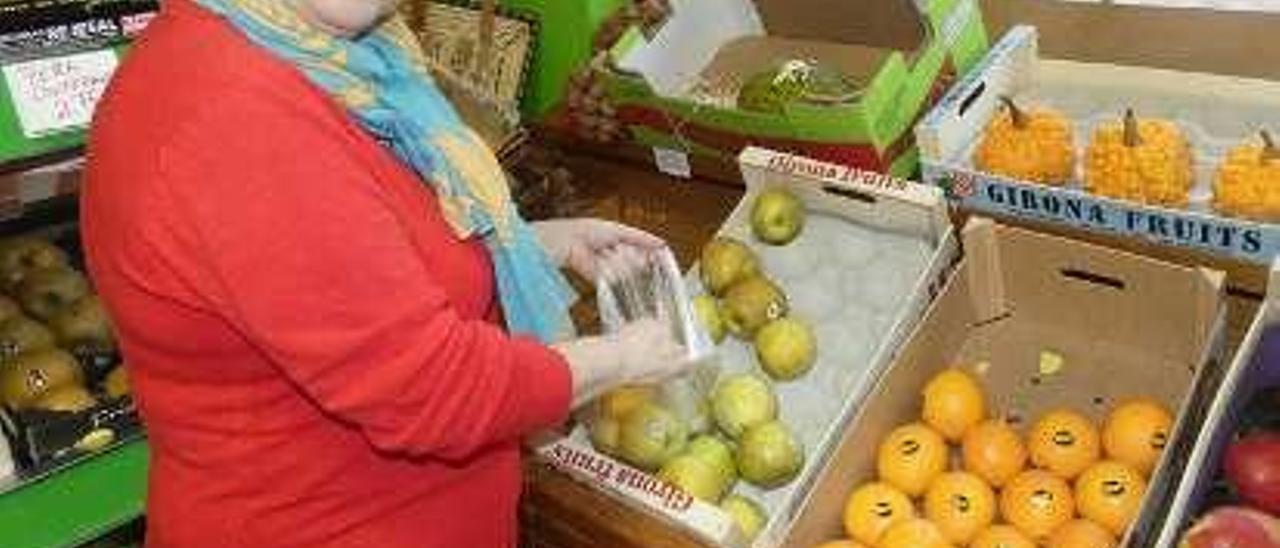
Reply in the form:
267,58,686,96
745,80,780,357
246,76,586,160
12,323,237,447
587,0,989,178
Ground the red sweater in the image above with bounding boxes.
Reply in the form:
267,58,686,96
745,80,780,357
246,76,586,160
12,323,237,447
82,2,572,546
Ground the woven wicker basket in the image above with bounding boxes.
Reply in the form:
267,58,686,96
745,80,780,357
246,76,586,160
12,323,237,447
399,0,531,159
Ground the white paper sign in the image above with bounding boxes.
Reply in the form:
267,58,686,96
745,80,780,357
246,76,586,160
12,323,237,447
653,147,692,179
2,50,120,139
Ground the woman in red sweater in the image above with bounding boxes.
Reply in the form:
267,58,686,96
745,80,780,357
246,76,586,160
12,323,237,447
82,0,692,546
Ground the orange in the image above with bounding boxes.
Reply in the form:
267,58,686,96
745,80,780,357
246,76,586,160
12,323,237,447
878,518,954,548
924,472,997,545
813,541,867,548
877,423,949,497
922,368,987,441
1102,399,1172,476
841,482,915,546
970,525,1037,548
1028,409,1101,480
963,419,1028,488
1074,460,1146,536
1047,519,1116,548
1000,470,1076,540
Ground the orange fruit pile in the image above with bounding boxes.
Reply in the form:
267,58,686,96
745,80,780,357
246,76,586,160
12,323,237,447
814,368,1172,548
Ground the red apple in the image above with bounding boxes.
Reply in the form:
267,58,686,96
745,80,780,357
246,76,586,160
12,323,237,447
1180,506,1280,548
1225,433,1280,515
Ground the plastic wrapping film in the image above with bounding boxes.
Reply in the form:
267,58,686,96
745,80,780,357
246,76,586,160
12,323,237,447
595,246,719,431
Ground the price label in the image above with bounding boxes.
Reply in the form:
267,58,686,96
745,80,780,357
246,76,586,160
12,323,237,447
2,50,120,139
652,147,692,179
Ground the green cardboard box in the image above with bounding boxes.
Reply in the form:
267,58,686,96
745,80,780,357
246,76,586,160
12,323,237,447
497,0,626,119
591,0,988,177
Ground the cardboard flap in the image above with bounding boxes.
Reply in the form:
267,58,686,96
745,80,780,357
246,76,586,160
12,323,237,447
750,0,926,51
698,37,892,96
988,222,1223,365
738,147,948,239
960,217,1008,323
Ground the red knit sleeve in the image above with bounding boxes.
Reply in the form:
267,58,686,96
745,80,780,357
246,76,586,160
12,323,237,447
156,88,572,462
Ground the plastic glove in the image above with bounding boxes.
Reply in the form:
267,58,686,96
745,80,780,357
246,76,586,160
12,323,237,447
534,218,665,281
553,318,692,408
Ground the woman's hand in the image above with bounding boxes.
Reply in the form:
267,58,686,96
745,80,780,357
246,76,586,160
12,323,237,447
554,318,692,408
534,219,665,281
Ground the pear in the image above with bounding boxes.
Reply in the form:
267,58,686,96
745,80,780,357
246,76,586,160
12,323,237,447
737,420,804,489
750,188,806,245
686,434,737,485
658,454,730,502
589,416,622,456
0,237,68,293
33,384,97,413
720,494,768,542
17,267,89,320
754,318,817,381
49,295,116,354
618,402,688,471
692,295,726,344
597,385,657,422
712,374,778,439
720,276,788,338
0,315,56,361
699,237,758,296
0,348,83,409
103,365,130,399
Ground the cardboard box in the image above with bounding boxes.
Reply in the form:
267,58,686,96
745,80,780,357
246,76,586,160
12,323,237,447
983,0,1280,83
1155,260,1280,547
534,146,959,547
916,26,1280,266
596,0,988,177
784,217,1227,547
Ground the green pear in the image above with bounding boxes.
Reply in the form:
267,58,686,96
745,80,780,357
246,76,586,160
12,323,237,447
0,315,56,361
750,188,806,245
712,374,777,439
50,295,116,354
720,494,768,542
721,276,788,338
658,454,729,502
618,402,688,471
0,348,83,409
699,237,758,296
0,237,68,293
754,317,817,381
589,417,621,456
737,420,804,489
34,384,96,412
687,434,737,485
692,295,726,344
17,267,89,321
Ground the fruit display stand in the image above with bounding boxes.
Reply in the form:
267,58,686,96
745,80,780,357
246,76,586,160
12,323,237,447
531,147,958,547
782,217,1228,547
916,26,1280,270
1157,259,1280,546
0,438,147,548
519,152,1265,548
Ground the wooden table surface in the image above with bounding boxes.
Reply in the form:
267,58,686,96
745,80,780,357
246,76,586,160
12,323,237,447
518,154,1263,548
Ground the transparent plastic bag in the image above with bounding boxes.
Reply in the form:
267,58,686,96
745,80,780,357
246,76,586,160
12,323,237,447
594,247,719,434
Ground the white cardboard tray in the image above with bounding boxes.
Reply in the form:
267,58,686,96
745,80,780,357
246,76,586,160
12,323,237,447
533,147,957,547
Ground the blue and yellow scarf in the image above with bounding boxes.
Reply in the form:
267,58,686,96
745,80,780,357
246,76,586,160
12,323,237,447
194,0,576,342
